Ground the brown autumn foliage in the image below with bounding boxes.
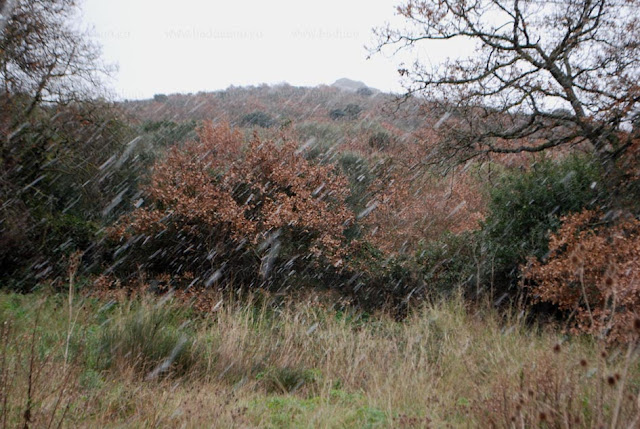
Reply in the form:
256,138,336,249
363,126,486,255
366,168,485,255
110,121,354,285
524,209,640,342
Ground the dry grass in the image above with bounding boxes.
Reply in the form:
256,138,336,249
0,289,638,428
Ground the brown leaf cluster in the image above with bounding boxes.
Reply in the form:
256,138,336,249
524,209,640,342
363,128,486,254
110,121,354,271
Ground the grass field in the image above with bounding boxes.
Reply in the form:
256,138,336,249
0,288,638,428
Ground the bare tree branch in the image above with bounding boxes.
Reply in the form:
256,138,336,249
373,0,640,166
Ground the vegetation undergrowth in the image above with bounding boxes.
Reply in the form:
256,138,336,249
0,288,638,428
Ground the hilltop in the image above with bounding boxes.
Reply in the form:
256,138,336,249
119,81,423,132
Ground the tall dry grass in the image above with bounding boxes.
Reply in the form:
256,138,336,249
0,289,638,427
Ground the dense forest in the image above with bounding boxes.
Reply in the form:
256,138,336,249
1,0,640,426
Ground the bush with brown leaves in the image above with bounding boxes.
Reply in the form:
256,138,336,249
109,122,354,289
524,209,640,342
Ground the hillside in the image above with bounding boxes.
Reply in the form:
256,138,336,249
121,82,425,131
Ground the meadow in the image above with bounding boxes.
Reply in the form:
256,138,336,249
1,287,639,428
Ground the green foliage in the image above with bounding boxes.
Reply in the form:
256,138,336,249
347,406,387,428
344,104,363,120
481,154,605,286
329,388,364,403
295,121,343,162
240,111,275,128
91,299,203,378
329,104,363,121
153,94,169,103
345,242,419,314
43,213,99,251
329,108,346,120
141,119,197,148
345,231,478,309
135,119,197,173
0,102,141,286
338,151,373,215
256,366,323,393
16,212,102,279
416,232,477,297
251,396,321,428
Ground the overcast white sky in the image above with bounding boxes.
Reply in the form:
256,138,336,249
80,0,415,100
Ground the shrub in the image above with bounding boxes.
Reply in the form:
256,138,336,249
416,232,477,297
365,165,485,256
337,152,373,215
109,122,354,289
615,135,640,212
153,94,168,103
0,102,139,287
368,131,392,150
329,109,346,121
481,155,605,289
344,104,362,120
348,232,479,310
343,242,420,315
141,120,196,148
523,209,640,342
240,111,275,128
356,87,374,97
328,104,363,121
294,122,343,162
92,299,202,377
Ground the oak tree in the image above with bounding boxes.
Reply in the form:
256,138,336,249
111,122,354,287
374,0,640,165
